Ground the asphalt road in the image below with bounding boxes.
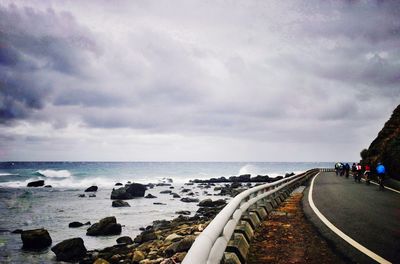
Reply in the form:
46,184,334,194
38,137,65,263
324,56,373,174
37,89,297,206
302,171,400,264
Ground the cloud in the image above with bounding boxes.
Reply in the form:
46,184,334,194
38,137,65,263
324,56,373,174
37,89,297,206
0,0,399,161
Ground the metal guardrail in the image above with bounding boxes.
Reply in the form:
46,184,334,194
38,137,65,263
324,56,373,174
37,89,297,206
182,169,319,264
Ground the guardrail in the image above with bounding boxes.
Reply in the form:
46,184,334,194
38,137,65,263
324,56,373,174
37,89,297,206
319,168,335,172
182,169,319,264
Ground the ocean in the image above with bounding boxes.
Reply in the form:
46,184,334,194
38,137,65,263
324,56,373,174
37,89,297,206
0,162,332,263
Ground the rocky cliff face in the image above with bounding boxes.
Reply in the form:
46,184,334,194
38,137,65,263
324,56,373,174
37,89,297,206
362,104,400,180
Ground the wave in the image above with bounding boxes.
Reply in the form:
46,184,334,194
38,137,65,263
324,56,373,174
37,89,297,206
0,173,18,176
35,169,72,178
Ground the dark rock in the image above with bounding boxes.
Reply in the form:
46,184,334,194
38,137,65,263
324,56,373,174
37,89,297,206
153,202,166,205
153,219,171,229
110,183,146,199
230,182,242,189
78,194,86,198
169,186,175,189
51,237,87,262
21,228,52,250
112,200,130,207
27,180,45,187
134,230,157,244
44,185,52,188
116,236,133,244
171,193,181,198
180,197,199,203
84,221,91,226
144,193,157,198
160,190,172,194
181,188,191,193
147,183,155,189
165,235,196,257
175,210,191,215
115,183,123,186
156,183,172,187
86,216,122,236
69,221,85,228
11,229,23,234
89,194,96,198
85,186,98,192
361,104,400,180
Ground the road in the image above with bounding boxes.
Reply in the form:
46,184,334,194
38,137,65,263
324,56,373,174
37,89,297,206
303,171,400,264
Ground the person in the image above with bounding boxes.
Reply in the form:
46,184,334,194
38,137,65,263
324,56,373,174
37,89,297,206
351,163,357,179
344,163,350,178
355,163,362,183
364,164,371,185
335,162,340,176
376,162,386,190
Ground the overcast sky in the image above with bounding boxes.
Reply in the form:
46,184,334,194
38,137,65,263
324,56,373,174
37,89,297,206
0,0,399,161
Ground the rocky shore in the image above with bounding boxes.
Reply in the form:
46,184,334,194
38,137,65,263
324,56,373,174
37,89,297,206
16,173,294,263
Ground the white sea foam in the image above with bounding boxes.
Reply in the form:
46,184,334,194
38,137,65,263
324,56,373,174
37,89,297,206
0,173,18,176
36,169,72,178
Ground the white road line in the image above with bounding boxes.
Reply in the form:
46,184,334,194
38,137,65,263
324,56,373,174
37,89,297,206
309,172,392,264
360,179,400,194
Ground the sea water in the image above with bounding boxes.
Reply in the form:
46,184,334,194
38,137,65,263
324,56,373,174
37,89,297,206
0,162,331,263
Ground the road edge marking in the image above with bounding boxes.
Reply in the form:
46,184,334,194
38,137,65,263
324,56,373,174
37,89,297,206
360,178,400,194
309,172,391,264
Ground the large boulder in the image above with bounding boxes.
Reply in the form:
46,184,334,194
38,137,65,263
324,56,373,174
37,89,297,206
110,183,146,200
85,186,98,192
51,237,87,262
86,217,122,236
69,221,91,228
27,180,45,187
21,228,52,250
112,200,130,207
116,236,133,244
164,235,196,257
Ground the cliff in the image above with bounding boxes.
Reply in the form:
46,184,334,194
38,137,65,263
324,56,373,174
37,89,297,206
361,104,400,180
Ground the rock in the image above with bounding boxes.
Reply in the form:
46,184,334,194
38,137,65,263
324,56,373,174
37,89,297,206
160,190,172,194
164,233,183,243
112,200,131,207
181,188,191,193
361,104,400,180
27,180,45,187
115,183,123,186
110,183,146,199
153,202,166,205
11,229,23,234
230,182,242,189
172,252,186,262
285,172,295,178
132,250,145,262
51,237,87,262
198,198,212,207
116,236,133,244
85,186,98,192
175,210,190,215
145,193,157,199
79,194,86,198
180,197,199,203
86,216,122,236
94,258,110,264
69,221,85,228
89,194,96,198
134,230,157,244
171,193,181,198
21,228,52,250
153,219,170,229
164,235,196,257
44,185,52,188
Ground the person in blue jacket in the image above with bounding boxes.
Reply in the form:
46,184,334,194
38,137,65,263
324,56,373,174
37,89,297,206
376,163,386,190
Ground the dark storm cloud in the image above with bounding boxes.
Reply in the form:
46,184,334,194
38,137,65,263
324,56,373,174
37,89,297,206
0,4,97,124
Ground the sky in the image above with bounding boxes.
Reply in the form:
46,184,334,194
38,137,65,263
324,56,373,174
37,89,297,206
0,0,399,161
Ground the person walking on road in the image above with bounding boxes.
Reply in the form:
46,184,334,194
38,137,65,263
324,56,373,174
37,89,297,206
376,163,386,190
364,164,371,185
355,163,362,183
351,163,357,180
344,163,350,178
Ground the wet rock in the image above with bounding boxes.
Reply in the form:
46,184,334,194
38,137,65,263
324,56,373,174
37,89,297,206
198,198,227,207
89,194,96,197
175,210,190,215
153,202,166,205
171,193,181,198
44,185,52,188
164,233,183,243
110,183,146,200
164,235,196,257
112,200,131,207
11,229,23,234
69,221,84,228
79,194,86,198
145,193,157,199
153,220,170,229
181,188,191,193
180,197,199,203
21,228,52,250
27,180,45,187
160,190,172,194
115,183,123,186
85,186,98,192
94,258,110,264
116,236,133,244
51,237,87,262
86,216,122,236
134,230,157,244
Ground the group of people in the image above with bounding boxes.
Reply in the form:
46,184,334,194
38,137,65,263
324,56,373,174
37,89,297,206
334,162,386,190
